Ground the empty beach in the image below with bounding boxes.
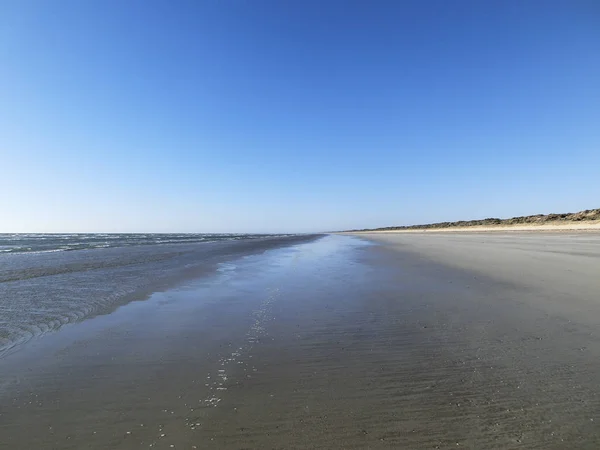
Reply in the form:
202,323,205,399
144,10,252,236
2,233,600,449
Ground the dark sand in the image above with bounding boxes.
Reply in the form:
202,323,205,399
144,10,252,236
2,233,600,449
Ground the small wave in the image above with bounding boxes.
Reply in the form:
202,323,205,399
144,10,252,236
24,248,68,254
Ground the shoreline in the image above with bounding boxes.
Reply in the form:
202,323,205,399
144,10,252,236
0,234,321,359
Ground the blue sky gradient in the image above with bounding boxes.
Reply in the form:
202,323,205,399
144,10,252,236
1,1,599,232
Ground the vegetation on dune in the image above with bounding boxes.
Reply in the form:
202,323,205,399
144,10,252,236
354,208,600,232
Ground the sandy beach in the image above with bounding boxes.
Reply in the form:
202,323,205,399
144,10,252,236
2,233,600,449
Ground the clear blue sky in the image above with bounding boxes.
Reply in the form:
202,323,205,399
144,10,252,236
1,0,598,233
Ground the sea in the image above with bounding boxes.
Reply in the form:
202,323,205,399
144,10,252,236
0,233,279,254
0,233,314,357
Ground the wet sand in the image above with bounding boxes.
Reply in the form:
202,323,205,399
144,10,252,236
2,233,600,449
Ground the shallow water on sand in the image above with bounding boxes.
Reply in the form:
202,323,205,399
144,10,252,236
2,234,600,449
0,235,315,357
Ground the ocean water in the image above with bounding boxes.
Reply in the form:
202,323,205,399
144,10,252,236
0,233,284,254
0,233,317,357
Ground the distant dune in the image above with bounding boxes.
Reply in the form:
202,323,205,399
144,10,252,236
350,208,600,233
